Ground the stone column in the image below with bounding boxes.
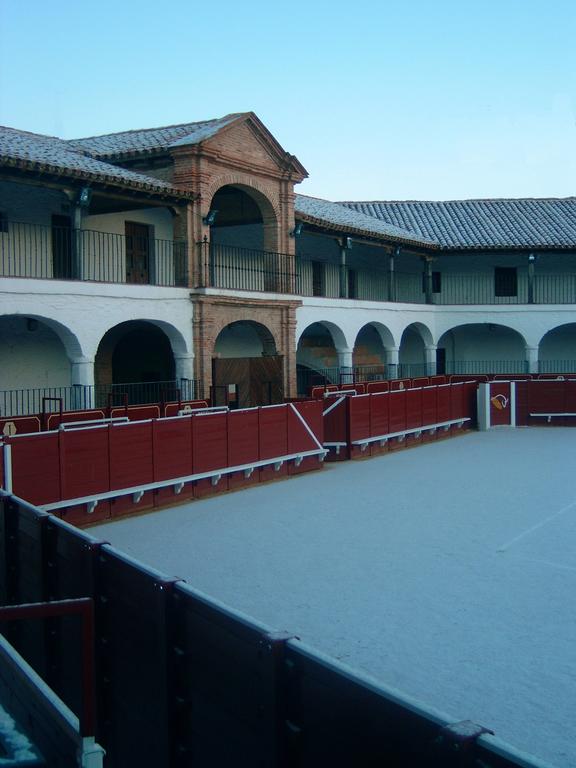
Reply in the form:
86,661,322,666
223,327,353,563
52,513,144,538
425,345,438,376
337,347,353,384
387,347,399,379
525,345,539,374
174,352,195,398
70,356,95,408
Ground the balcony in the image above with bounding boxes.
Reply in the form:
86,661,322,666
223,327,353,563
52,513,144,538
0,220,188,287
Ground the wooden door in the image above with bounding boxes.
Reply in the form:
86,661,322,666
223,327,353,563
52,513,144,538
52,215,73,279
212,356,284,408
126,222,150,284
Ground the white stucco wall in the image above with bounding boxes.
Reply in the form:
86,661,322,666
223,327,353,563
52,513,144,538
0,279,194,392
0,316,70,390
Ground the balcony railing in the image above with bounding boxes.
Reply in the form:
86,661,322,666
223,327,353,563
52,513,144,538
0,220,188,287
0,380,201,417
197,241,296,293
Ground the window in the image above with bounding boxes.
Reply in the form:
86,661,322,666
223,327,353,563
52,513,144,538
494,267,517,297
312,261,324,296
347,269,357,299
422,271,442,293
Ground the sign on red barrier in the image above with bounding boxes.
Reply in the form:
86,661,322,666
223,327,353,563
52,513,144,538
0,416,41,436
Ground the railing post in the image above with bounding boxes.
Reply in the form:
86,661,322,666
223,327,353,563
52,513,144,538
528,252,535,304
389,247,398,302
423,257,434,304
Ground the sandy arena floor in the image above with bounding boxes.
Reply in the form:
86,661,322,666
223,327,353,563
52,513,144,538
92,428,576,768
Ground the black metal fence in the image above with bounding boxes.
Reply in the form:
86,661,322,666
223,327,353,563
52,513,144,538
197,241,296,293
0,492,548,768
0,221,188,287
0,380,202,417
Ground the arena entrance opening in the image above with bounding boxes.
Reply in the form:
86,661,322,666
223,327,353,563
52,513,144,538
212,321,282,408
95,321,176,404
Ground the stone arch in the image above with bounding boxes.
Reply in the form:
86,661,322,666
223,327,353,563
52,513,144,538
214,320,278,358
94,320,187,398
537,323,576,373
399,322,433,378
352,322,396,377
204,175,281,253
296,321,351,391
437,322,528,375
212,319,283,407
0,314,84,394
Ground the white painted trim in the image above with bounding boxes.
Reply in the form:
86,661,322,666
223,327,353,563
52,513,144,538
510,381,517,428
289,403,324,451
350,418,471,446
2,444,12,493
38,447,328,513
323,397,345,417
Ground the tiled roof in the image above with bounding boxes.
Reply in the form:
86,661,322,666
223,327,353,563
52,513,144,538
295,194,436,248
0,125,192,198
341,199,576,250
69,114,243,158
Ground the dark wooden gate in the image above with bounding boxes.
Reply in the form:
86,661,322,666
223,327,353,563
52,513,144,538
125,222,150,284
212,356,284,408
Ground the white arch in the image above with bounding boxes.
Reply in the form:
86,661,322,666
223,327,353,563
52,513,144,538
0,313,85,360
296,320,352,352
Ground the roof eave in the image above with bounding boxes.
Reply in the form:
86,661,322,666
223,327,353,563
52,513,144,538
296,211,438,250
0,156,196,201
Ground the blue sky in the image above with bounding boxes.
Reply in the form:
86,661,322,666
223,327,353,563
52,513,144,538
1,0,575,200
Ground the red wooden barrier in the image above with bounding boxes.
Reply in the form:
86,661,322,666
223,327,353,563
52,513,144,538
193,412,229,497
0,416,41,436
10,432,61,505
288,401,324,474
259,406,289,481
46,410,106,430
369,393,389,457
227,409,260,490
366,381,389,394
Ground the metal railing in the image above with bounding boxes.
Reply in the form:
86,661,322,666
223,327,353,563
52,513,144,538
197,241,296,293
0,221,188,287
0,380,201,417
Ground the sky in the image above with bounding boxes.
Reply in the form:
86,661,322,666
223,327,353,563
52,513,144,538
1,0,576,201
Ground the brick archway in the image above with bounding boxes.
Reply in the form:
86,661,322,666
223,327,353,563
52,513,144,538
192,294,301,403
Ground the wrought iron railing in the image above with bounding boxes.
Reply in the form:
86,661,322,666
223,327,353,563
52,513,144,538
0,221,188,287
197,241,296,293
0,380,201,417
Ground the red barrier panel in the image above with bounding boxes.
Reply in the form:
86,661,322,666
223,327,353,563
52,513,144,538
153,418,194,482
421,387,438,426
322,395,348,461
310,385,337,398
46,410,106,430
429,375,446,386
0,442,4,489
437,385,451,423
163,400,208,417
9,432,61,505
60,426,110,501
369,393,389,437
110,405,161,422
405,388,423,429
109,422,155,490
488,382,511,427
348,396,371,444
287,401,324,474
390,379,411,391
259,406,289,480
191,412,229,497
0,416,41,436
388,390,407,434
412,377,429,388
366,381,389,394
526,380,567,426
228,409,260,466
348,396,370,458
226,409,260,490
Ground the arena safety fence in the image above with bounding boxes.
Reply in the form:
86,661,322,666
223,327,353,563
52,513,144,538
0,491,553,768
477,378,576,429
0,401,326,527
319,382,478,460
